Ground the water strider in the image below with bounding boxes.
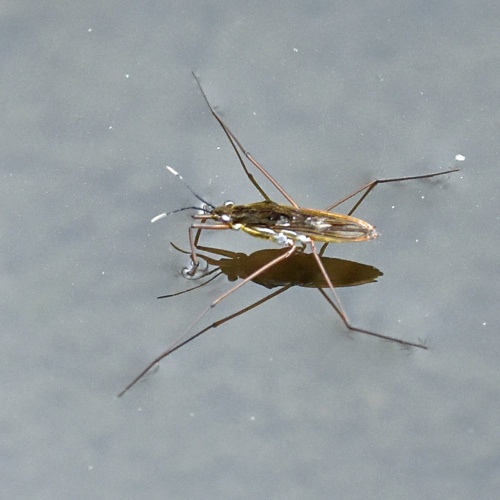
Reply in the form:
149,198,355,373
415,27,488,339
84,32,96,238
117,73,459,397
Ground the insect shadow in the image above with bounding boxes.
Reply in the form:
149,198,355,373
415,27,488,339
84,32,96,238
161,242,383,295
117,73,459,397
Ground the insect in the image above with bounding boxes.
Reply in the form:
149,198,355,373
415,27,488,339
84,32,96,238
117,73,459,397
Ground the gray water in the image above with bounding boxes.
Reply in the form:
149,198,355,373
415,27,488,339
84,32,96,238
2,2,498,498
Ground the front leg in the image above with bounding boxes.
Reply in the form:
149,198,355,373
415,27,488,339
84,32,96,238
183,223,231,278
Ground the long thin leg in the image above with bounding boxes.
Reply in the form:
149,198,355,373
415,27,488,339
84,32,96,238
309,241,426,349
316,288,426,349
157,270,222,299
157,242,224,298
192,72,299,208
117,286,292,397
187,221,298,305
326,169,459,215
209,245,297,306
119,246,297,396
319,168,459,255
186,223,230,276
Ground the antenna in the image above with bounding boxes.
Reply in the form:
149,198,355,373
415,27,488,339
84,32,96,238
151,166,215,223
166,166,215,209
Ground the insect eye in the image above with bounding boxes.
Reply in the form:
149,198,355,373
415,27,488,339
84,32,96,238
224,200,234,206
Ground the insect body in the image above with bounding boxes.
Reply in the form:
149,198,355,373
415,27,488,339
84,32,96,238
197,200,378,246
117,72,459,397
